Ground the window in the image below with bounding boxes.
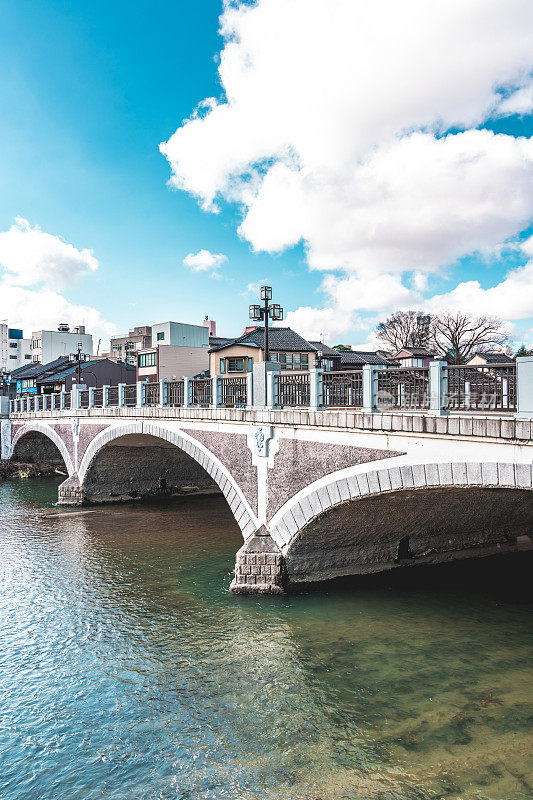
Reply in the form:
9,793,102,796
25,355,31,360
9,355,17,360
112,344,122,352
228,358,245,372
124,341,135,350
157,332,165,341
9,343,18,348
32,339,41,349
271,352,309,370
139,352,157,367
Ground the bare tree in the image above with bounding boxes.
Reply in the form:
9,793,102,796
375,310,433,352
430,312,508,364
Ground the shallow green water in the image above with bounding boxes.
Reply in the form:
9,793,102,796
0,478,531,800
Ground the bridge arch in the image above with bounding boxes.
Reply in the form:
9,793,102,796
268,460,533,585
11,422,74,475
76,421,258,538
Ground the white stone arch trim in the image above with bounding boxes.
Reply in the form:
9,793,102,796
11,421,75,476
269,460,533,551
77,421,259,539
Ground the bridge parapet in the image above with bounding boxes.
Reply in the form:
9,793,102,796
7,404,533,442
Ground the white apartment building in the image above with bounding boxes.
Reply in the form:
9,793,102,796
138,321,210,382
0,324,32,372
30,324,93,364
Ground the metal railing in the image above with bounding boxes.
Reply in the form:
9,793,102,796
276,373,310,407
446,364,516,412
124,385,137,406
107,386,119,406
167,380,184,407
7,362,525,416
376,368,430,410
144,383,160,406
322,371,363,407
220,376,247,407
191,378,212,407
92,388,103,408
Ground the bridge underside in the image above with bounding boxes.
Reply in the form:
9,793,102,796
59,434,218,505
12,431,66,469
283,486,533,586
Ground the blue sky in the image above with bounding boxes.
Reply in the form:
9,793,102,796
0,0,532,348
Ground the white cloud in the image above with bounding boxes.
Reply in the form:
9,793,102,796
0,217,98,290
183,249,227,274
161,0,533,337
0,218,116,346
496,82,533,117
282,305,359,343
1,285,117,340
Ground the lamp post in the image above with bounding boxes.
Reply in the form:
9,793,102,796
249,286,284,361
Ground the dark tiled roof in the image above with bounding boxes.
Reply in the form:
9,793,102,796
471,352,515,363
8,362,41,378
37,359,135,383
307,341,340,357
394,347,435,357
340,350,396,366
14,356,71,380
209,336,233,347
210,327,316,353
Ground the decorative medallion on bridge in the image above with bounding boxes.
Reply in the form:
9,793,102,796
71,417,80,440
247,425,275,464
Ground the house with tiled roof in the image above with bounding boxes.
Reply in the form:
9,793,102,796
467,351,515,366
392,347,436,367
339,350,397,370
209,326,319,376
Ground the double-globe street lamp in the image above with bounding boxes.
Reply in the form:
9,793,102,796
249,286,284,362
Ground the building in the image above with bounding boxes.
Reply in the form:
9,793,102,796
30,324,93,364
339,350,397,370
308,342,342,371
209,327,318,376
10,357,74,397
37,358,135,393
467,351,515,366
137,321,210,382
392,347,436,367
0,323,31,372
105,325,152,365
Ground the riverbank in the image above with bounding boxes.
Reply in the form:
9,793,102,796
0,460,66,480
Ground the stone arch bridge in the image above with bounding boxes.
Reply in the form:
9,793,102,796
3,406,532,592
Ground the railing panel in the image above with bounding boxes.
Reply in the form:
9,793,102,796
446,364,516,412
123,385,137,407
107,386,119,406
276,373,310,407
191,379,211,407
144,383,160,406
167,380,184,407
220,376,247,407
322,371,363,407
92,388,103,408
79,390,89,409
63,393,71,410
376,368,429,410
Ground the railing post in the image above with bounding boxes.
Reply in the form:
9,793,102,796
212,375,221,408
59,391,65,410
309,367,323,410
429,360,448,416
183,377,191,408
516,356,533,418
362,365,375,413
71,383,81,410
102,385,110,408
246,371,253,408
159,379,167,408
136,381,144,408
88,387,95,408
118,383,125,407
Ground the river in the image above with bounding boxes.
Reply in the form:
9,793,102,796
0,477,531,800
